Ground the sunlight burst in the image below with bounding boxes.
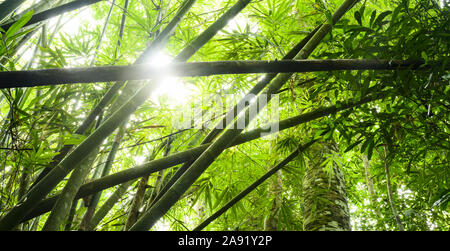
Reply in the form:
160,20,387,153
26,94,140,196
144,51,193,107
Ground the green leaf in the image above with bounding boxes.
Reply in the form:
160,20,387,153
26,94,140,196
5,10,34,38
63,134,87,145
433,191,450,210
360,136,372,154
325,10,333,25
373,11,392,28
366,139,375,160
344,139,363,153
369,10,377,28
354,11,362,26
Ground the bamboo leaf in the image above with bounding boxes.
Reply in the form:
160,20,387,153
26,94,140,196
344,139,363,153
5,10,34,38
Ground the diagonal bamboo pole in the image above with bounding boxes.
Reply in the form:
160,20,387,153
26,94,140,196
124,139,171,230
1,0,104,31
40,0,132,230
88,181,133,230
193,140,316,231
129,0,360,231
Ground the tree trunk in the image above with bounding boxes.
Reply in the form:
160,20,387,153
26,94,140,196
264,170,283,231
302,144,351,231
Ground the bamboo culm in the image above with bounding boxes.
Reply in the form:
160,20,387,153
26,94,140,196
0,0,27,23
29,0,119,189
1,0,103,31
42,115,103,231
88,181,133,230
29,0,197,189
146,25,321,208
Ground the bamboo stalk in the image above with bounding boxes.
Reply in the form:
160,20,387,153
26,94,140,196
88,181,133,230
29,0,118,189
78,124,124,230
114,0,130,60
0,59,428,88
90,0,116,66
124,139,170,230
0,0,27,23
21,92,383,222
383,145,405,231
41,116,103,231
129,0,360,231
193,140,315,231
1,0,104,31
64,200,79,231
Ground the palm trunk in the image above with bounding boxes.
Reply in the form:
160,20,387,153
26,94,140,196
20,93,382,222
302,143,351,231
129,0,359,231
264,170,283,231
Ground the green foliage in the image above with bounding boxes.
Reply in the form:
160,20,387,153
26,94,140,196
0,0,448,231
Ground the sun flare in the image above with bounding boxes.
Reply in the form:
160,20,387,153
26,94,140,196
144,51,193,107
